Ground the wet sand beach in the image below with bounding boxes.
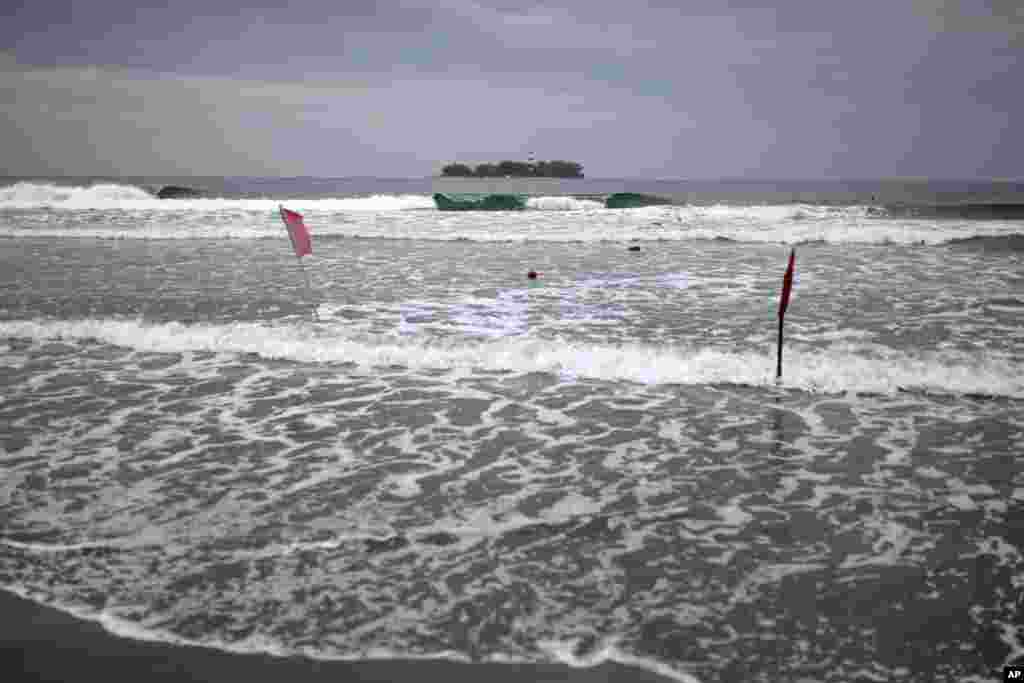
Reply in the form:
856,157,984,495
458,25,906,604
0,590,681,683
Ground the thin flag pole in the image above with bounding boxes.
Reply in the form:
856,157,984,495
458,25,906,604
776,311,785,380
776,248,796,381
298,258,319,322
279,205,319,322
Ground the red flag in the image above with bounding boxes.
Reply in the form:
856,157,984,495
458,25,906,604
279,207,312,257
778,248,795,319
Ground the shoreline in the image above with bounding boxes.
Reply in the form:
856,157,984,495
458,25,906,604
0,589,683,683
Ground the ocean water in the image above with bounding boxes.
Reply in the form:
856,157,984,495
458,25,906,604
0,177,1022,682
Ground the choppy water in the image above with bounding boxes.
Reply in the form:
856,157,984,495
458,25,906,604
1,178,1022,682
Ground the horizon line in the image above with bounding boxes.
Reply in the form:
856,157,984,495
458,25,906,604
3,174,1024,183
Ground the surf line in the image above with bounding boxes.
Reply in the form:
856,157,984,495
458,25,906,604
278,205,320,322
776,248,796,381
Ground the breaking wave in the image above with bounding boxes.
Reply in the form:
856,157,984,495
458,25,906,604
2,182,1022,246
525,196,604,210
2,318,1021,399
0,181,155,204
0,182,436,212
883,202,1024,220
946,233,1024,252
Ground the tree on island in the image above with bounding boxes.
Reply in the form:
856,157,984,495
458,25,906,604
474,163,498,178
440,159,584,178
441,163,474,177
535,160,583,178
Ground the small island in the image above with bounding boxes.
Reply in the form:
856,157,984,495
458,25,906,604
440,160,584,178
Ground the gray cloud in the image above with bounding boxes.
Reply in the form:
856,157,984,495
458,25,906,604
0,60,688,176
428,0,659,54
2,1,1022,178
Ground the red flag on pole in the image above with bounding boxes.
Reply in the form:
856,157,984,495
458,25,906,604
775,248,796,380
778,248,795,319
279,207,312,257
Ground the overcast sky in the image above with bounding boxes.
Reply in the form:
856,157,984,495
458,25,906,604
2,0,1022,178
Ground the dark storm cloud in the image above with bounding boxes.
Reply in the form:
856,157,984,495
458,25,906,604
2,1,1022,177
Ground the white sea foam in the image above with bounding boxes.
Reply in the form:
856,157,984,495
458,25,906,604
0,181,155,204
2,318,1022,398
2,182,1019,244
525,196,603,211
0,538,124,553
0,585,702,681
0,584,452,661
539,638,701,683
0,182,436,212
